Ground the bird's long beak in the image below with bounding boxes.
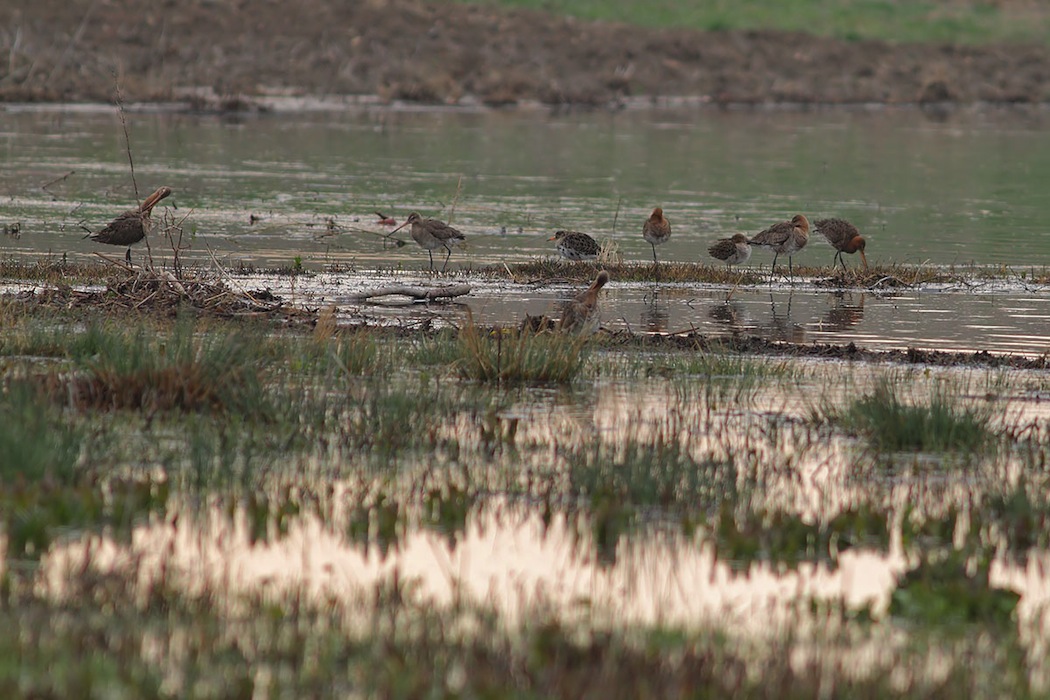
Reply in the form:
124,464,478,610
386,219,410,238
860,249,869,271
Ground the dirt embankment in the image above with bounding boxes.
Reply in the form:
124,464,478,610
2,0,1049,108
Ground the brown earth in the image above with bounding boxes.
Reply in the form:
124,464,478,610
2,0,1049,108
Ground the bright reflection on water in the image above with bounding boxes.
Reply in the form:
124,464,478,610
212,271,1050,356
25,366,1050,670
43,498,907,629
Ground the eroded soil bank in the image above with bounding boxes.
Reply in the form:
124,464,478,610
3,0,1049,108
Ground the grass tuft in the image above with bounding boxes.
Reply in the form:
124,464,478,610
456,323,588,383
487,260,966,287
835,378,994,453
41,317,271,417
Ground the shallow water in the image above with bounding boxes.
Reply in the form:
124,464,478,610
24,356,1050,690
216,270,1050,356
3,104,1050,266
3,104,1050,354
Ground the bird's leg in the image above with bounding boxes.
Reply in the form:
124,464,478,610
651,243,657,266
836,252,847,273
441,246,452,273
769,252,779,283
125,247,133,266
428,250,435,272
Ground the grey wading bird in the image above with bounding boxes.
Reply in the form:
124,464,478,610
749,213,810,278
642,207,671,265
708,233,752,268
391,212,466,272
86,186,173,265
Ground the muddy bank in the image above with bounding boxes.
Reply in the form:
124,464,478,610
620,332,1050,371
2,0,1049,108
6,267,1047,371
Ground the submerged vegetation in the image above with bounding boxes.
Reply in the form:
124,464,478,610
0,381,82,483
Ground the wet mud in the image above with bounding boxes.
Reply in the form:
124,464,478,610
8,265,1049,371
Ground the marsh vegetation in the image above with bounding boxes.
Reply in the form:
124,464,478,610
3,265,1050,696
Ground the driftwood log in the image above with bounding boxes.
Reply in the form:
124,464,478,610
347,283,471,302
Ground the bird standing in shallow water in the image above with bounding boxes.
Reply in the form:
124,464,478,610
749,214,810,279
549,230,601,261
557,270,609,334
708,233,752,268
86,186,173,265
642,207,671,265
392,212,466,272
814,218,868,272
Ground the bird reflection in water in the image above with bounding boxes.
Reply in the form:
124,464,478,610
764,293,807,344
641,288,669,333
708,301,746,337
822,292,866,332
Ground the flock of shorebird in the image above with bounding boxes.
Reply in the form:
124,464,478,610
548,209,869,276
83,187,868,333
84,189,869,279
377,207,868,334
386,207,868,278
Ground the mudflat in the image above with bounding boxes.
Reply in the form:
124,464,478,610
2,0,1048,108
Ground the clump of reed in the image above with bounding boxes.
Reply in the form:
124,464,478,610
456,323,588,384
832,378,994,453
306,306,382,377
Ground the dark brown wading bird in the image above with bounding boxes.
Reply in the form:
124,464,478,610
557,270,609,334
549,230,601,261
391,212,466,272
86,186,173,264
813,218,868,271
748,213,810,278
707,233,752,268
642,207,671,265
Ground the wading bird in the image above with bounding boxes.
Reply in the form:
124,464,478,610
642,207,671,265
86,186,173,265
749,214,810,278
814,218,868,271
549,230,601,261
557,270,609,334
391,212,466,272
707,233,752,268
